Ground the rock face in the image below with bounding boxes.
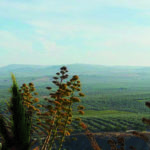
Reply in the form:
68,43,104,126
31,134,150,150
62,135,150,150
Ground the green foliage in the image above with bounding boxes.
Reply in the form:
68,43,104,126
0,67,86,150
1,66,150,149
11,74,31,148
32,67,85,150
0,74,34,150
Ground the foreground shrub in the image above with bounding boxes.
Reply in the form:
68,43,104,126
0,74,34,150
0,66,85,150
35,66,85,150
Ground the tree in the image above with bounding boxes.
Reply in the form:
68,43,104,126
0,74,34,150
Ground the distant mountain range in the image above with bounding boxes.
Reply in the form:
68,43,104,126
1,64,150,77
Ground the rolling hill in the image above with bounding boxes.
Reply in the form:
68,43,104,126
1,64,150,78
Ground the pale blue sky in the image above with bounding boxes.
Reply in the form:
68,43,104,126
1,0,150,67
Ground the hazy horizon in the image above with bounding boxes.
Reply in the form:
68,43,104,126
2,63,150,68
1,1,150,67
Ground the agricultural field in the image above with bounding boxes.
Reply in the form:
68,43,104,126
1,64,150,144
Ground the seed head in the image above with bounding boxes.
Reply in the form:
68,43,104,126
78,110,84,115
46,87,52,90
79,93,85,97
60,66,67,71
145,101,150,108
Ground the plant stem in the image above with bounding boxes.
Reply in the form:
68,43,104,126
58,91,74,150
58,105,71,150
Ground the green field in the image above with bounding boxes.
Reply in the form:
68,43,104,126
1,64,150,140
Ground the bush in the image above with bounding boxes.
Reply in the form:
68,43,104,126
0,66,85,150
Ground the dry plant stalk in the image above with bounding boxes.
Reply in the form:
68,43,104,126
0,66,86,150
107,136,125,150
80,122,102,150
132,131,149,142
20,66,85,150
107,139,117,150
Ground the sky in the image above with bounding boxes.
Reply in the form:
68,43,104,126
1,0,150,67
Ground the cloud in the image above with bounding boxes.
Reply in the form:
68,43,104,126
0,30,73,66
106,0,150,10
28,20,105,38
0,30,69,55
87,25,150,52
83,50,150,66
1,0,150,13
0,30,34,53
1,0,150,66
1,0,149,22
